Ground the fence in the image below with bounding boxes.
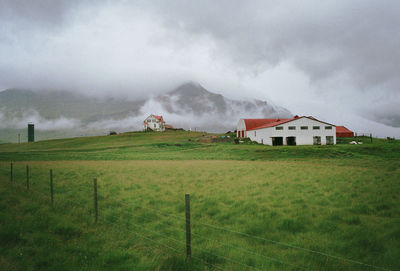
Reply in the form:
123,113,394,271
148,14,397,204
2,162,394,271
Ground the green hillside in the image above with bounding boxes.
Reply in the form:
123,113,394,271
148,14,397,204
0,130,399,162
0,132,399,270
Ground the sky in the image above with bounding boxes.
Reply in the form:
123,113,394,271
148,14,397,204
0,0,399,137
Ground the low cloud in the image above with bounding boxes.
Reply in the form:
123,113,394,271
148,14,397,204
0,109,80,130
0,1,399,135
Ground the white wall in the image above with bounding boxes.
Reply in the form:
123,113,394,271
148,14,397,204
247,117,336,145
236,119,246,137
144,115,165,131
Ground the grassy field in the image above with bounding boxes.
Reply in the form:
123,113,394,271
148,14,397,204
0,131,399,270
0,131,399,162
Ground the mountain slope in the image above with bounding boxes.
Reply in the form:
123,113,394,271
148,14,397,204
159,82,290,117
153,82,291,131
0,83,292,141
0,89,144,122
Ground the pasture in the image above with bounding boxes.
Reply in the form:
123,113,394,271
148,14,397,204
0,131,399,270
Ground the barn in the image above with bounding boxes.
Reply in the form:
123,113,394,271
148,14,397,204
336,126,354,138
237,119,287,138
143,114,165,132
238,116,336,146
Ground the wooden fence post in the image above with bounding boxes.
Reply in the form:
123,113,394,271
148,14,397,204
10,162,13,182
26,165,29,190
185,193,191,260
370,133,373,143
94,178,98,223
50,169,54,205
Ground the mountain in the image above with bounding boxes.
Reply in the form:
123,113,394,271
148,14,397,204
155,82,291,131
0,88,144,123
0,82,291,142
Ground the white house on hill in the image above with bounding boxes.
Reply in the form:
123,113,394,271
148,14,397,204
144,114,165,132
237,116,336,146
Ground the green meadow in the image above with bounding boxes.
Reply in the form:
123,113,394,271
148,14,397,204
0,131,399,270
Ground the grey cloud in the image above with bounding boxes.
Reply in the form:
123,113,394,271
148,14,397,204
145,0,400,89
0,108,80,130
0,0,399,134
0,0,80,30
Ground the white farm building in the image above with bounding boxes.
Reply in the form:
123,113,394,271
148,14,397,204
237,116,336,146
144,114,165,132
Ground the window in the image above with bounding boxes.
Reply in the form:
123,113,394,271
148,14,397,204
313,126,320,130
275,126,283,130
301,126,308,130
325,126,332,130
326,136,334,145
288,126,296,130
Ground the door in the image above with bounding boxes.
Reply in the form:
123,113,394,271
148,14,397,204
286,136,296,146
326,136,334,145
313,136,321,145
272,137,283,146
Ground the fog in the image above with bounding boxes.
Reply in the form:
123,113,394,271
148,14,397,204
0,109,80,130
0,0,399,136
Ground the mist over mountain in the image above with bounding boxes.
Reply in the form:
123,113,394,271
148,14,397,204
154,82,291,131
0,82,291,142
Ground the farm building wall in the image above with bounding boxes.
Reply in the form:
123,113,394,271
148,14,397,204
237,119,246,137
247,118,336,146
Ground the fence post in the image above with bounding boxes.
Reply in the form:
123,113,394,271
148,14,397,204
10,162,13,182
370,133,373,143
185,193,191,260
94,178,98,223
26,165,29,190
50,169,54,205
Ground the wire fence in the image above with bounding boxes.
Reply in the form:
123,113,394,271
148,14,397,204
0,162,395,271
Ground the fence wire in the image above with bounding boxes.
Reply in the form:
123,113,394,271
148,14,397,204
1,163,395,271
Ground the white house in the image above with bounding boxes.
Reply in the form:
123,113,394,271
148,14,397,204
237,116,336,146
144,114,165,132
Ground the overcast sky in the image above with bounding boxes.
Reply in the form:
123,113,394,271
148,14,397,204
1,0,399,137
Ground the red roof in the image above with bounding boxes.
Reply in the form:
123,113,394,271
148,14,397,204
336,126,354,137
336,126,352,133
244,119,289,130
246,116,335,131
153,115,163,121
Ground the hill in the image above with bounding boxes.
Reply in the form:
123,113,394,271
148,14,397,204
0,130,399,162
0,132,399,271
0,82,291,142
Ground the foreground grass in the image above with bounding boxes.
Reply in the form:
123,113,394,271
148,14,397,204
1,159,399,270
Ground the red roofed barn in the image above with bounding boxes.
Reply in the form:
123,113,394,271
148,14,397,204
336,126,354,137
237,116,337,146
